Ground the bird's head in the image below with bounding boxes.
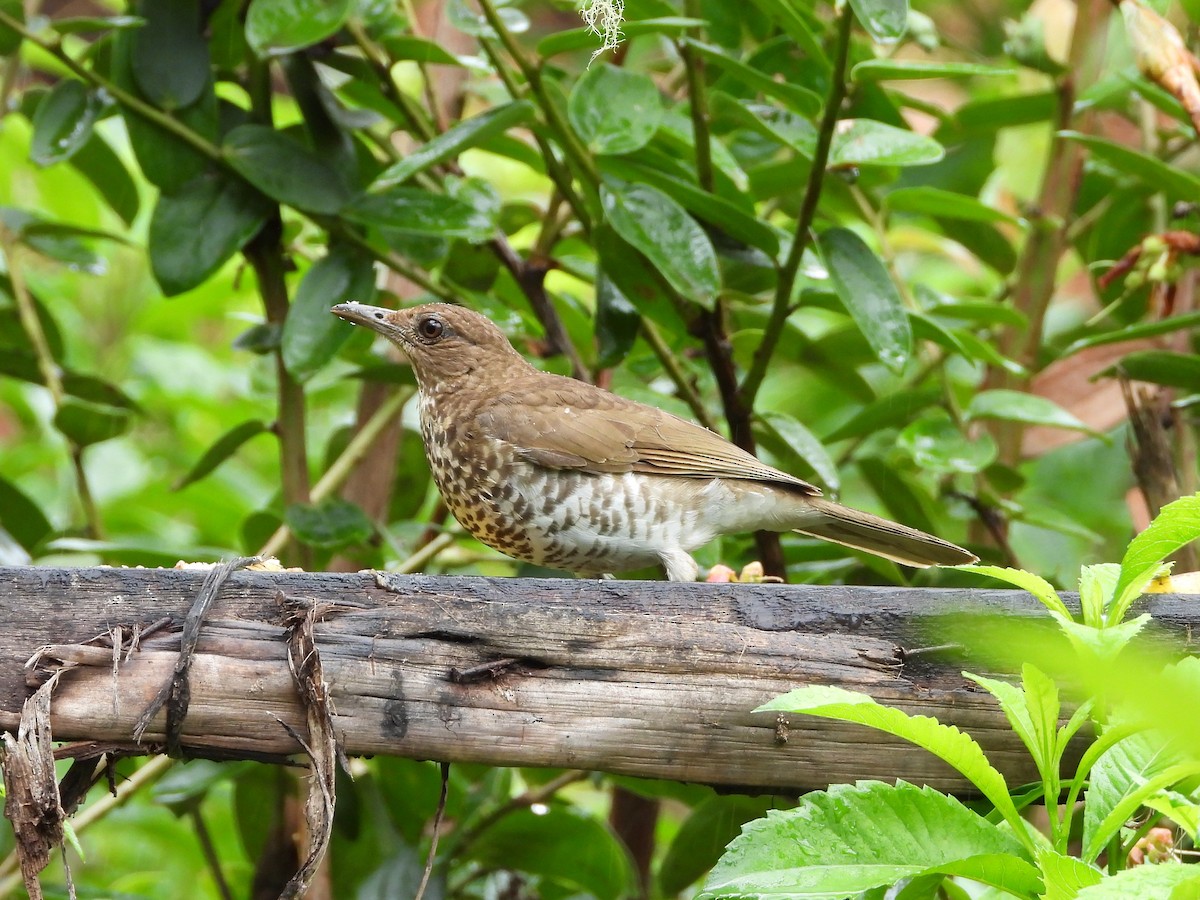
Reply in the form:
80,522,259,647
331,302,528,387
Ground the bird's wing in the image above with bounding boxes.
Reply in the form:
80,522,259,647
475,376,820,495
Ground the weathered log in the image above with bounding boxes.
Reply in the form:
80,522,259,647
0,566,1193,792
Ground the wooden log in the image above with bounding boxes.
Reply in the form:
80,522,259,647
0,566,1193,792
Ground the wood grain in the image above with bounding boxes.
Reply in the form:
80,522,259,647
0,567,1194,791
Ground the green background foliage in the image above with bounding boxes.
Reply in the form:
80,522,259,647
1,0,1198,894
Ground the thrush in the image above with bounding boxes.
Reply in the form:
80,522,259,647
331,302,978,581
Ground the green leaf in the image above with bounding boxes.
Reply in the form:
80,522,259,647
968,664,1061,780
1036,848,1103,900
374,101,535,188
1112,493,1200,622
1102,350,1200,392
1082,731,1200,864
966,389,1095,434
817,227,912,372
284,499,374,548
537,17,705,57
682,39,821,116
466,806,636,900
1075,863,1200,900
756,687,1026,838
849,0,909,42
112,27,216,193
1061,131,1200,200
853,59,1012,81
175,420,271,490
1062,312,1200,357
244,0,353,57
149,173,272,296
223,125,350,215
282,246,374,381
380,35,464,65
702,781,1035,899
599,157,781,258
601,182,720,309
0,475,53,554
53,397,132,447
830,119,944,168
821,387,941,442
568,65,664,156
594,270,640,369
755,411,840,491
714,95,817,156
660,795,781,895
886,186,1018,224
30,80,97,166
593,225,686,332
130,0,210,110
49,14,144,34
68,132,141,226
958,565,1072,618
346,186,495,242
0,0,23,55
897,411,997,475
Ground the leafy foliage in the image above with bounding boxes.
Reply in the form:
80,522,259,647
1,0,1199,894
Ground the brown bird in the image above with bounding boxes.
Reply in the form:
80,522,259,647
331,302,977,581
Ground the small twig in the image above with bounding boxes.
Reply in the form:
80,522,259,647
393,531,457,575
414,762,451,900
639,320,716,430
189,808,234,900
740,4,854,407
450,769,588,856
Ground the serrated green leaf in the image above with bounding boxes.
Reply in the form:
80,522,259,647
569,65,664,156
223,125,350,215
245,0,353,56
830,119,944,167
1075,863,1200,899
285,498,374,548
149,173,272,296
1036,848,1103,900
702,781,1034,898
849,0,909,42
958,565,1072,618
30,80,97,166
175,420,270,490
1112,493,1200,622
601,182,720,308
1078,563,1120,628
282,246,373,381
756,687,1026,838
374,101,535,188
346,186,495,242
818,227,911,372
966,389,1095,434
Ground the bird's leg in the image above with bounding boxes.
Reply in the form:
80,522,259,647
659,549,699,583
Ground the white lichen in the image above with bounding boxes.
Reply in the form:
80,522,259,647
580,0,624,62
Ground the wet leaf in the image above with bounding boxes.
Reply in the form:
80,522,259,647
568,65,664,156
30,80,98,166
245,0,353,57
223,125,350,215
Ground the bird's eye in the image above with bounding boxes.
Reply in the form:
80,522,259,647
416,316,444,341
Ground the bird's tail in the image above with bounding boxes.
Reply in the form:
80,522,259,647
794,498,977,568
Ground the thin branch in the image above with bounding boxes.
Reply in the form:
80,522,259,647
639,320,716,430
449,769,589,857
414,762,450,900
740,4,854,407
679,0,713,193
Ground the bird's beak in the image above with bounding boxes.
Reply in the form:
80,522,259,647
331,302,405,342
